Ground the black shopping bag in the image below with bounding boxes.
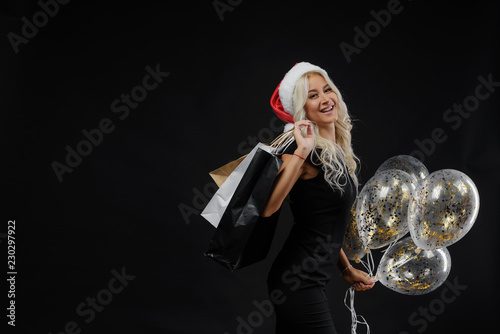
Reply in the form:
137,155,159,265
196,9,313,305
203,146,284,271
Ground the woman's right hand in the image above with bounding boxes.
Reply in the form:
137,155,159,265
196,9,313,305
293,120,315,155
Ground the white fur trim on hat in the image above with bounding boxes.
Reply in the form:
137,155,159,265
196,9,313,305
278,62,328,116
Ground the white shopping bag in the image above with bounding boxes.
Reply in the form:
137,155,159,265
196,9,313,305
201,131,294,228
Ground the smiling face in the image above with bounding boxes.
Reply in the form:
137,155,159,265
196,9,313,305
303,73,339,125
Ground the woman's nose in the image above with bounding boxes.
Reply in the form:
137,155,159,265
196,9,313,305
320,93,332,104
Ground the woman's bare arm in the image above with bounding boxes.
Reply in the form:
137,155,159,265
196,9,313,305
260,120,314,217
260,146,309,217
337,248,351,272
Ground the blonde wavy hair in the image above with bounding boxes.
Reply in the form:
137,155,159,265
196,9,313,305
283,71,360,194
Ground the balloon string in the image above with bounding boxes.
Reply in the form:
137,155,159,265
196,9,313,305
382,239,398,254
344,286,371,334
358,249,377,281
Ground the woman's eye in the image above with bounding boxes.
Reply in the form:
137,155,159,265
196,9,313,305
325,88,333,93
309,94,318,99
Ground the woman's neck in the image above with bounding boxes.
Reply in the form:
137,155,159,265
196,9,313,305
318,123,336,143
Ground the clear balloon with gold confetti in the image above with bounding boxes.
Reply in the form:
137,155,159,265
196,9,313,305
376,237,451,295
408,169,480,251
342,199,367,263
376,155,429,186
356,169,416,249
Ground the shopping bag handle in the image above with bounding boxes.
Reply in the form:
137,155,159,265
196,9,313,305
269,129,295,155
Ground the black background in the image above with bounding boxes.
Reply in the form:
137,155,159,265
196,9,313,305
2,0,499,333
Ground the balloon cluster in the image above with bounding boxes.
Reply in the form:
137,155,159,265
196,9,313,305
342,155,479,295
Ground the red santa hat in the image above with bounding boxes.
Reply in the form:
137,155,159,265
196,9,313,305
270,62,329,131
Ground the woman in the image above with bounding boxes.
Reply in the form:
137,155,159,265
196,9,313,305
261,62,375,333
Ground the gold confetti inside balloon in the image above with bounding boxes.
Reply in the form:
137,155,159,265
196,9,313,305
408,169,480,251
376,155,429,186
342,200,367,263
356,169,416,249
376,237,451,295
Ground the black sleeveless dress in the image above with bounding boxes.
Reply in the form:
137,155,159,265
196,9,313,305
266,140,356,334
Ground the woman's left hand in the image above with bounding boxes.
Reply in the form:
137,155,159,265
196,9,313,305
342,267,376,291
